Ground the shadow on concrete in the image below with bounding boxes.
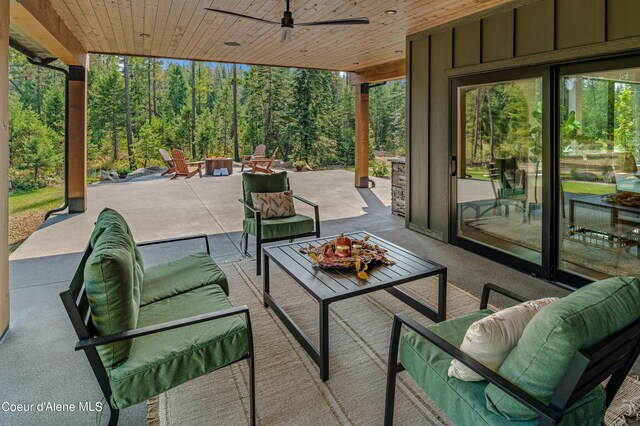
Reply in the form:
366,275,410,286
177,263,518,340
356,187,388,214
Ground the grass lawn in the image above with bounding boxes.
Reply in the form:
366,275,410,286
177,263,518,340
561,181,614,195
9,186,64,253
10,186,65,214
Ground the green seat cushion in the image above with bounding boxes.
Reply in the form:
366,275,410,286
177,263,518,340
242,171,288,218
400,310,607,426
498,188,525,198
85,208,144,368
486,276,640,420
107,285,249,409
141,253,229,305
243,214,314,240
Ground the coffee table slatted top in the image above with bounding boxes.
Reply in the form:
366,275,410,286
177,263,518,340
263,231,446,303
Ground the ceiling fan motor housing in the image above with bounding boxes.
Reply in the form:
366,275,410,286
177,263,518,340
282,11,294,28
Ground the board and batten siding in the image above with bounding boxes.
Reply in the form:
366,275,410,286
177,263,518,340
406,0,640,242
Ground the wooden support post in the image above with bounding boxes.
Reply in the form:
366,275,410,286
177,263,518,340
1,0,9,340
68,66,87,213
355,83,370,188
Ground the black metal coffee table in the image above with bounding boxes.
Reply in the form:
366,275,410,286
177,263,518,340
262,231,447,381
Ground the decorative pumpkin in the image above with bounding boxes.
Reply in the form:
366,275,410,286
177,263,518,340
335,234,352,258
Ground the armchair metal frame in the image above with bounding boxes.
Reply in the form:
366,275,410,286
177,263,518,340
239,179,320,275
60,234,256,426
384,283,640,426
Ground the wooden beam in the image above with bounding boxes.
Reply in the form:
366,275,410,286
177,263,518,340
1,0,9,340
11,0,87,67
347,59,406,86
68,66,87,213
354,83,370,188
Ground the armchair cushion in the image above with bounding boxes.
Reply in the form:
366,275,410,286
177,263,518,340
251,191,296,219
107,285,249,409
141,252,229,306
243,214,314,240
486,276,640,420
84,208,144,368
242,171,288,218
400,310,607,426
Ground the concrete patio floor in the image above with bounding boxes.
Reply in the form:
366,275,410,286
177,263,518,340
1,168,573,425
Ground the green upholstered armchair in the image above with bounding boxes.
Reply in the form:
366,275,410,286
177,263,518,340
487,158,529,222
60,209,256,426
239,171,320,275
384,279,640,426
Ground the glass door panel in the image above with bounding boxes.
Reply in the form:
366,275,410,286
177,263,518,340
456,77,544,263
559,68,640,279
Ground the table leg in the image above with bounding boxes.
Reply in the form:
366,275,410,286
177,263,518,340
319,301,329,381
438,271,447,322
263,255,270,308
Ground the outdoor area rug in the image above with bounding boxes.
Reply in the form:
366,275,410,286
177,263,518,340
147,259,640,425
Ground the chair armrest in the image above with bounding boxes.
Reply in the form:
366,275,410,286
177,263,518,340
480,283,529,310
293,194,318,208
293,194,320,235
76,305,250,351
137,234,210,255
238,198,261,215
393,313,562,424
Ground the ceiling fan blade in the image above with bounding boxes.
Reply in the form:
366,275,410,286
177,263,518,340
204,8,280,25
297,18,369,26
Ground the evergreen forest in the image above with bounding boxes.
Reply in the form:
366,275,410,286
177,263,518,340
8,50,406,190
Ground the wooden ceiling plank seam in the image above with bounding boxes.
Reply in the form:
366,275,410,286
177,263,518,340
131,0,146,53
77,0,111,49
172,0,213,57
117,0,136,54
169,0,207,56
150,0,169,56
49,0,96,52
152,0,182,57
142,0,158,54
85,0,119,53
180,0,225,58
157,0,189,58
187,0,257,60
108,0,129,54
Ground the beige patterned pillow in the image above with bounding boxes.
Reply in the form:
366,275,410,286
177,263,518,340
251,191,296,219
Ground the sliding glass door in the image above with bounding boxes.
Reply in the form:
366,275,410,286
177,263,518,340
451,56,640,286
558,60,640,280
452,69,547,274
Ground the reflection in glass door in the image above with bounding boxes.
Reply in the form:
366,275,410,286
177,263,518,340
559,67,640,279
455,77,544,263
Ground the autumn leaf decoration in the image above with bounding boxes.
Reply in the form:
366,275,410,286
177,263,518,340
355,260,369,279
299,234,394,281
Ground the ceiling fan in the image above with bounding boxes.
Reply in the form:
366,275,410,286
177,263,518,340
205,0,370,42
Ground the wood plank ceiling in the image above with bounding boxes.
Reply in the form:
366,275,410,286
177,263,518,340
47,0,517,71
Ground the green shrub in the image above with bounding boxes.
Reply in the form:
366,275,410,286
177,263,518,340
293,160,307,170
371,161,389,177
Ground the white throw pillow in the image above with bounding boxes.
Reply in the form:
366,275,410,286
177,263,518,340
448,297,558,381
